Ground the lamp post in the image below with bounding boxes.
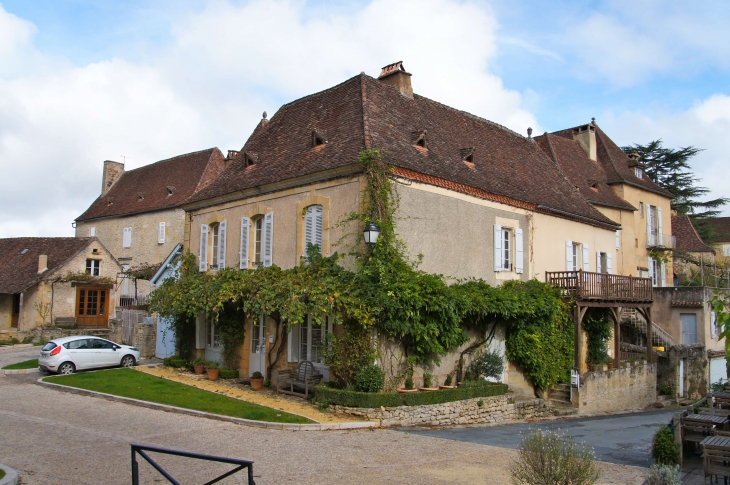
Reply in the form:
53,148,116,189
363,222,380,245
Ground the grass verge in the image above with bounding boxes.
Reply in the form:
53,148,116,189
2,358,38,370
46,368,312,424
0,468,5,479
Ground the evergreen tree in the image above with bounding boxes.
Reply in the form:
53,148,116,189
622,139,728,242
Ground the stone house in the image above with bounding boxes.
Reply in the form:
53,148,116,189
74,149,227,304
178,62,634,396
672,214,717,286
0,237,121,339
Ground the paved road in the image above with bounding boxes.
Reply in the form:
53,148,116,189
0,373,646,484
402,410,676,468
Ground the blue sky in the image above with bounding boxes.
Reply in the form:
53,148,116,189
1,0,728,238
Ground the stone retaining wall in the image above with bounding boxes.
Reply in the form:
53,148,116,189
332,395,555,427
575,363,657,414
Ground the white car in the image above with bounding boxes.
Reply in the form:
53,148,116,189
39,336,141,375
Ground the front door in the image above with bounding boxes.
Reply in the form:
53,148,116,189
76,287,109,326
156,316,176,359
204,319,222,364
11,294,20,327
249,314,266,377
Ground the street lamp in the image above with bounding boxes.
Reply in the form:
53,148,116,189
363,222,380,245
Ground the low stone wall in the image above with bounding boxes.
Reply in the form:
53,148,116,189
332,395,555,428
575,363,657,414
108,317,156,359
40,327,111,341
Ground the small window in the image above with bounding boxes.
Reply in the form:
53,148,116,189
312,130,327,147
500,228,512,271
460,147,475,165
635,167,642,178
572,243,581,272
243,152,258,167
303,205,324,260
412,130,427,149
253,217,264,266
210,223,220,269
158,222,166,244
122,227,132,248
166,186,175,196
89,227,96,237
639,202,644,218
86,259,101,276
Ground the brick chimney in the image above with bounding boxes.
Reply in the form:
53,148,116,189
101,160,125,195
378,61,413,99
38,254,48,274
572,119,597,161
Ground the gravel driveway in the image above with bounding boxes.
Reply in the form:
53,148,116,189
0,345,39,368
0,373,647,484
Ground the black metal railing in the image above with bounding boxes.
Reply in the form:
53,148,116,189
131,444,255,485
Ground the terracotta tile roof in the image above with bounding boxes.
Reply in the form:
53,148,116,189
76,148,225,222
704,217,730,242
0,237,94,293
186,73,618,229
534,133,636,211
552,125,674,198
672,215,714,253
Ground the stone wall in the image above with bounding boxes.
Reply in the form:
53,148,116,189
332,394,555,428
574,363,657,414
108,317,156,358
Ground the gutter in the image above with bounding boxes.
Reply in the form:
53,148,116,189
606,179,674,199
537,205,621,230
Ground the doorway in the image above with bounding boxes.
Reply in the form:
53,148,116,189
249,314,266,377
204,319,222,364
76,287,109,326
11,294,20,327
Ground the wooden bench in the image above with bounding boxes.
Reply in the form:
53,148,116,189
276,361,323,399
683,420,716,449
702,438,730,485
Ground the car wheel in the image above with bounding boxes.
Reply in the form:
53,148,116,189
121,355,136,368
58,362,75,375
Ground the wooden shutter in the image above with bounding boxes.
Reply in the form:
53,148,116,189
596,252,602,274
304,207,314,260
657,207,663,246
515,228,524,274
262,211,274,267
494,224,502,272
158,222,165,244
583,244,590,271
606,253,612,274
648,257,654,283
240,217,250,269
660,261,666,287
195,313,206,349
566,240,573,271
288,323,300,362
218,220,227,268
646,204,652,244
313,205,323,252
199,224,209,272
123,227,132,248
615,230,620,250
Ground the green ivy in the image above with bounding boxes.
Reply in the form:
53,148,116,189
582,309,612,365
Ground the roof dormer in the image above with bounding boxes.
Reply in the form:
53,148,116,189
412,130,427,149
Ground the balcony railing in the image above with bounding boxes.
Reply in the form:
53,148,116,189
647,233,676,249
545,270,653,302
119,294,148,308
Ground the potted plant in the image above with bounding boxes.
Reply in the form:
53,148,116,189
419,371,439,391
205,361,220,381
250,371,264,391
193,359,205,375
440,373,456,390
397,367,418,393
607,357,615,371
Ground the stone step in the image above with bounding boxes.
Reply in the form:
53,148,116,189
549,390,571,401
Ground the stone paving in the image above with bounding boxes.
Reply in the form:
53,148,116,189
0,371,647,485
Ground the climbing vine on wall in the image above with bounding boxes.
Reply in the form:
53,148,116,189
582,309,612,365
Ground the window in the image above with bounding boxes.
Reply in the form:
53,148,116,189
494,224,523,273
712,312,718,339
303,205,323,260
681,313,698,344
86,259,101,276
639,202,644,218
199,221,227,272
572,243,580,271
648,257,663,286
635,167,642,178
566,240,589,272
89,227,96,237
723,244,730,257
207,319,221,348
288,315,333,363
211,223,220,269
615,230,621,250
158,222,165,244
646,204,662,246
500,228,511,271
254,217,263,266
238,213,273,270
122,227,132,248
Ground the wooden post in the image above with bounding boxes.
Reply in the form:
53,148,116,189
614,317,621,367
645,307,653,364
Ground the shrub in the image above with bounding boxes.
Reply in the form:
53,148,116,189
251,371,263,379
163,356,189,369
353,364,385,393
657,382,675,396
22,335,34,344
219,369,239,379
652,425,680,466
205,361,219,370
422,372,433,388
645,464,681,485
468,349,504,380
444,374,453,386
313,381,508,408
509,429,600,485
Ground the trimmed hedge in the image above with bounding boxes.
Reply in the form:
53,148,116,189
219,368,239,379
313,382,508,408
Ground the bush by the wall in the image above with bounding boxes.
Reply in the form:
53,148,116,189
163,356,189,369
353,364,385,393
645,464,681,485
652,425,680,466
313,382,508,408
219,368,240,379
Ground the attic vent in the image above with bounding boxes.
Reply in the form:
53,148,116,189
312,130,327,147
20,248,28,255
166,186,176,196
137,192,145,201
107,197,114,206
243,152,258,167
92,248,100,254
460,147,475,164
412,130,427,149
589,181,599,191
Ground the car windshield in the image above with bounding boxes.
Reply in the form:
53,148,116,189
41,342,57,351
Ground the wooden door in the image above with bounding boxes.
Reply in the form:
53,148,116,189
11,294,20,327
76,287,109,327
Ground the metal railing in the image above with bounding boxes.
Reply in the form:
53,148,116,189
622,308,676,349
545,270,653,302
131,444,255,485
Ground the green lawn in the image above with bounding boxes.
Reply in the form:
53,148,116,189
2,358,38,370
46,368,312,424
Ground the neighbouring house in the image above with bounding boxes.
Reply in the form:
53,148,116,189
149,244,183,359
672,214,717,286
178,62,642,399
704,216,730,287
0,237,121,338
74,149,227,306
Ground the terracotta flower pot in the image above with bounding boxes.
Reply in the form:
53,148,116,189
396,388,419,393
206,368,220,381
418,387,439,391
194,365,205,374
607,363,615,370
250,377,264,391
439,385,456,390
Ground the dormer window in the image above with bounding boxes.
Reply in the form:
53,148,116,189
166,186,176,196
460,147,475,165
243,152,258,167
635,167,643,179
412,130,427,149
107,197,114,206
137,192,145,201
312,130,327,147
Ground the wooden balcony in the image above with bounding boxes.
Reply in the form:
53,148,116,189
545,270,653,303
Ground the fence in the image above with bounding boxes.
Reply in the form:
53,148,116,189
116,309,148,345
119,293,148,308
545,270,653,302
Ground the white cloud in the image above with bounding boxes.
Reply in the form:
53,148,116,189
0,0,539,238
600,94,730,215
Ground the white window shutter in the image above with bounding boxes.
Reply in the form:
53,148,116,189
123,227,132,248
606,253,612,274
304,208,314,260
218,220,227,268
660,260,666,287
615,230,620,250
313,205,323,252
263,211,274,267
199,224,209,272
648,257,654,281
288,324,300,362
646,204,652,244
566,240,573,271
240,217,250,269
89,227,96,237
583,244,590,271
657,207,663,245
515,228,524,274
494,224,502,272
596,252,602,274
158,222,166,244
195,313,206,349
